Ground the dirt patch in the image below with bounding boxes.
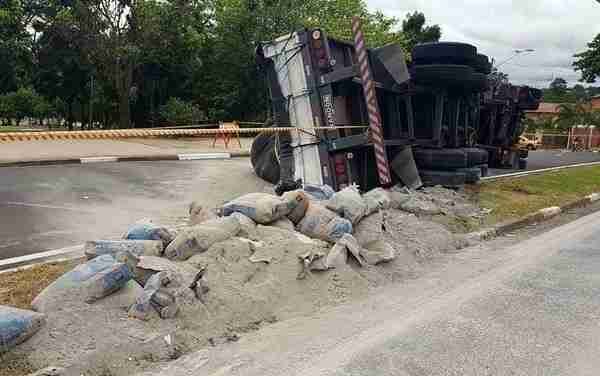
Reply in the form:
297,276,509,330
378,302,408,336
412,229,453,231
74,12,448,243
0,261,79,310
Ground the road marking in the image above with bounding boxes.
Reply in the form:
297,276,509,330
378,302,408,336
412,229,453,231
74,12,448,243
2,201,93,212
178,153,231,160
80,156,119,163
0,244,83,272
484,160,600,181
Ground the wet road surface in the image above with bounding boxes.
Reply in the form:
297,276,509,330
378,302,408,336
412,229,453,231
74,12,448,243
0,159,268,260
491,150,600,176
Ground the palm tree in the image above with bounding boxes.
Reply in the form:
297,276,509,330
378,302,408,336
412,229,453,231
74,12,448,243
555,101,595,130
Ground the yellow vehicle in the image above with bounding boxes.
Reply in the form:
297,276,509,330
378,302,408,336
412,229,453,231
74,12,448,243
519,136,541,150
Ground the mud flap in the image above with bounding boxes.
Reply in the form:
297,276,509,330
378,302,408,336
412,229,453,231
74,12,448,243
391,146,423,190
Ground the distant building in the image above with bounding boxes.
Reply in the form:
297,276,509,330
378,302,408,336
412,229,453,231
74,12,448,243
591,95,600,110
525,102,562,122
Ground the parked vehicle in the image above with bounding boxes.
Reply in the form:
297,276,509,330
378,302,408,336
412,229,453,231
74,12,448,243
519,136,541,150
252,28,541,193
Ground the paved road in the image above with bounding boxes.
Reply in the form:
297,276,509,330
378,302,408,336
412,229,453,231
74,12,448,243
491,150,600,176
144,209,600,376
0,159,268,260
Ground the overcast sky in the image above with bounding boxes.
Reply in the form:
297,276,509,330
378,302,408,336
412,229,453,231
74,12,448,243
366,0,600,88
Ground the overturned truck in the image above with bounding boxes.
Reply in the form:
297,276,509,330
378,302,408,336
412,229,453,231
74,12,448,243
252,28,541,193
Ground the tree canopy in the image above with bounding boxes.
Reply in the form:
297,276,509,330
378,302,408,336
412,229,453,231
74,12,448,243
574,34,600,84
0,0,441,129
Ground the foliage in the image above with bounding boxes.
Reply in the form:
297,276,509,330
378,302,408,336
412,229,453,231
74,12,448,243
555,102,600,129
0,87,55,125
549,77,568,95
159,97,203,125
401,11,441,53
3,0,440,128
573,34,600,83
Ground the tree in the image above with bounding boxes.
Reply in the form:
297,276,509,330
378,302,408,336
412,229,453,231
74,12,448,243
401,11,441,52
159,97,203,125
549,77,568,96
574,34,600,83
0,0,33,93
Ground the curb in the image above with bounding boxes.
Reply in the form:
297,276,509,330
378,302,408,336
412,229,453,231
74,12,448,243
468,192,600,241
0,151,251,168
0,245,84,273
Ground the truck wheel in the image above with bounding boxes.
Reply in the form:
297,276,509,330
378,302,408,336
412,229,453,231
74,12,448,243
251,133,280,184
456,167,482,184
412,42,477,65
463,147,489,166
474,164,489,177
462,73,490,93
518,158,528,170
473,54,492,74
419,169,467,187
413,148,468,170
412,65,474,87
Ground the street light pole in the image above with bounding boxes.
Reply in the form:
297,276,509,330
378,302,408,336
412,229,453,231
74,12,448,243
495,49,535,68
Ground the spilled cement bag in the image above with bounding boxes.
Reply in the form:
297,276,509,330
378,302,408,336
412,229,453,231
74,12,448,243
84,240,163,260
221,193,294,224
164,216,241,260
123,220,176,248
326,186,367,225
363,188,392,215
303,184,335,201
282,190,309,224
0,305,46,353
85,262,133,303
297,202,353,242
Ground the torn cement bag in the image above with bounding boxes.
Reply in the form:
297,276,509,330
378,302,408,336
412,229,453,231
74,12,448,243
0,305,46,354
84,240,163,260
326,186,367,225
282,190,309,224
360,240,396,265
221,193,295,224
297,203,353,243
164,216,241,261
122,220,176,249
269,217,295,232
129,271,169,320
189,201,218,225
85,262,133,303
303,184,335,201
363,188,392,215
353,212,385,247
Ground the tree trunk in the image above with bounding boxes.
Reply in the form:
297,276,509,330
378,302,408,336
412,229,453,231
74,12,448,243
118,92,130,129
67,99,74,131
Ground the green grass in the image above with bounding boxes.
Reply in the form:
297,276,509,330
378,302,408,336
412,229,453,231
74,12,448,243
0,126,28,132
468,165,600,225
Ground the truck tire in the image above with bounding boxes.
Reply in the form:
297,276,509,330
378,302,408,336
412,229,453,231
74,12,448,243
463,73,490,93
413,148,468,170
412,42,477,65
412,64,474,87
473,54,492,74
250,133,280,184
419,169,467,187
456,167,482,184
474,164,489,177
463,147,489,166
519,158,528,170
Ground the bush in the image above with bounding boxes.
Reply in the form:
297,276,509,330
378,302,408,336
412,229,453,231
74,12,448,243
159,97,203,125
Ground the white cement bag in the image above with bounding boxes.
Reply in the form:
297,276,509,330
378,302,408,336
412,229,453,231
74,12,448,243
221,193,294,224
326,186,367,225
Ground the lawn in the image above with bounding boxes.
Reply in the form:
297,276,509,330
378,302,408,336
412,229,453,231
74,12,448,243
468,165,600,225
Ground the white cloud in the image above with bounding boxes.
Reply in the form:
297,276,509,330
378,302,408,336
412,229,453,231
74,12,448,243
366,0,600,87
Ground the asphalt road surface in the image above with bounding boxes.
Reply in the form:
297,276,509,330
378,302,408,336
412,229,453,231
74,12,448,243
491,150,600,176
0,159,268,260
144,209,600,376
